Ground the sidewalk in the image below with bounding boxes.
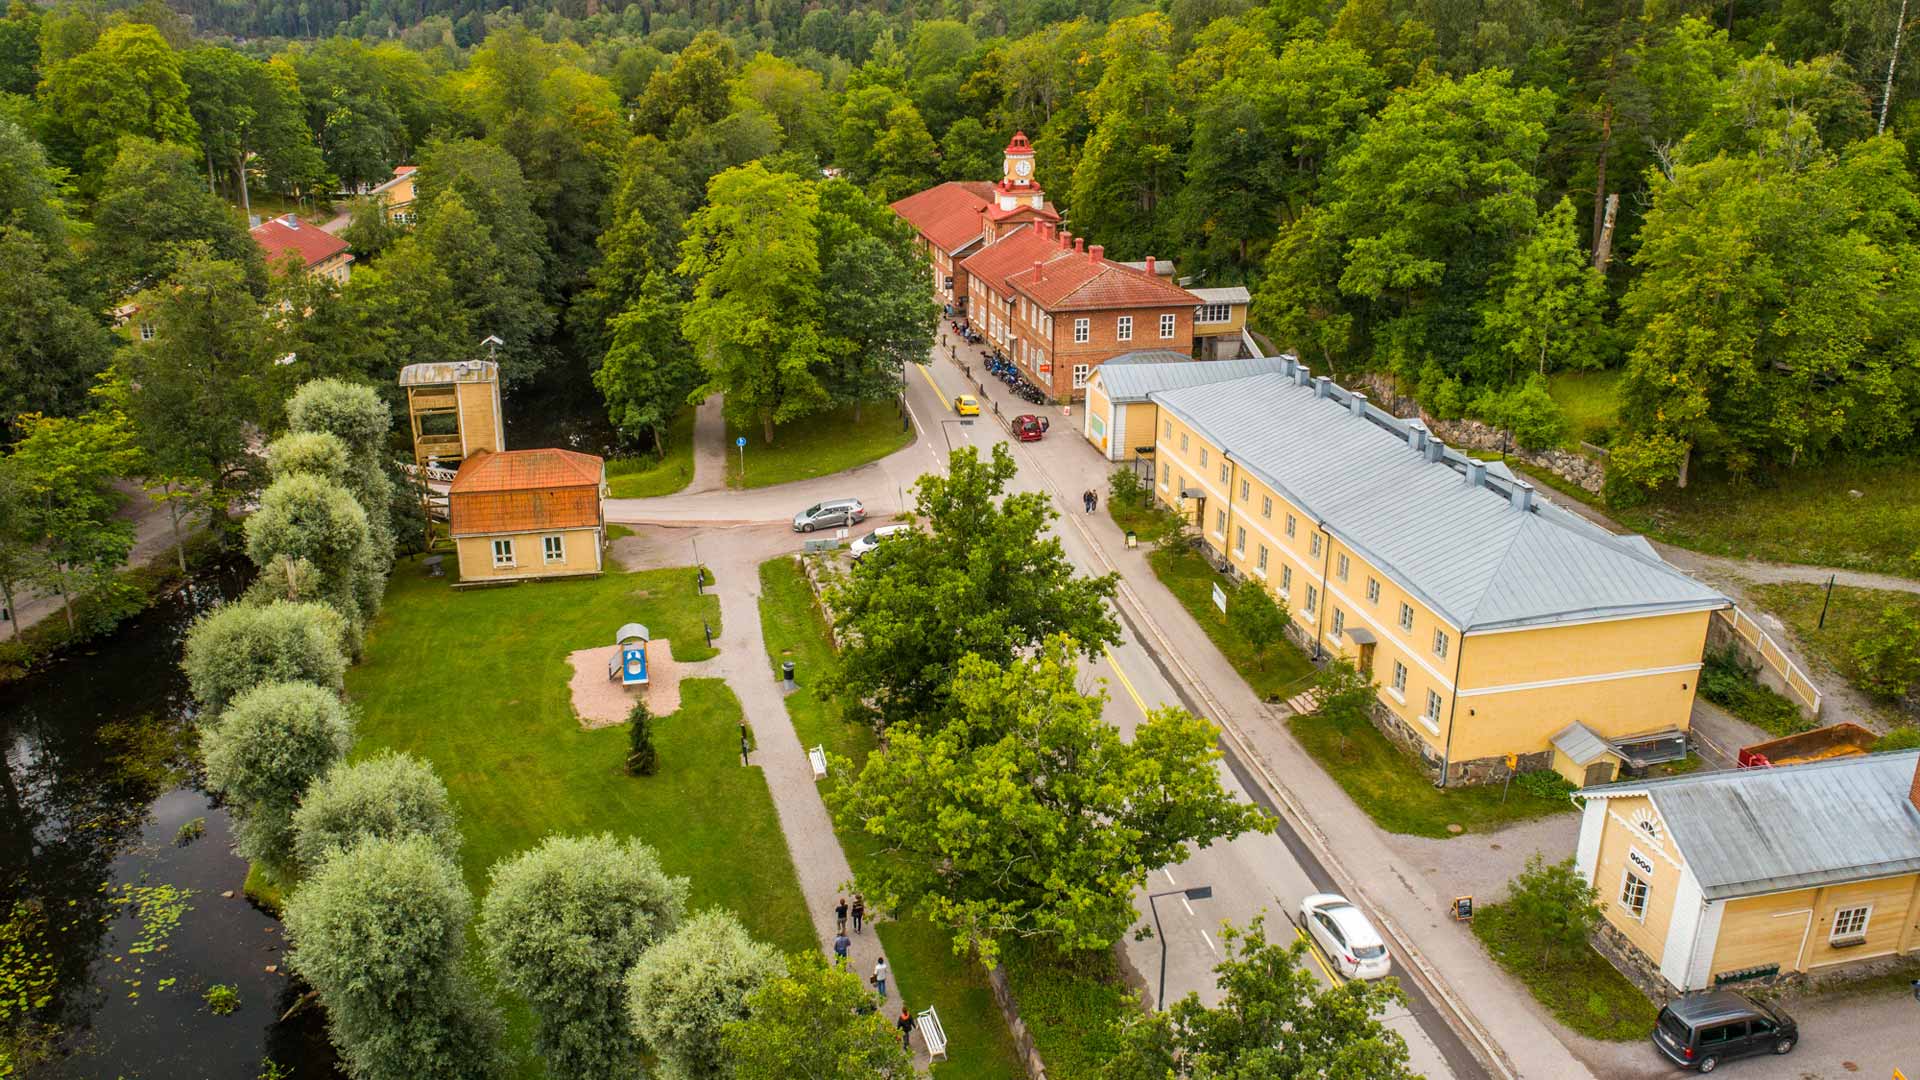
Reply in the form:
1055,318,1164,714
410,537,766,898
2,480,186,642
687,394,727,494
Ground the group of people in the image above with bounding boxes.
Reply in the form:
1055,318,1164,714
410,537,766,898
829,894,917,1050
1082,488,1100,513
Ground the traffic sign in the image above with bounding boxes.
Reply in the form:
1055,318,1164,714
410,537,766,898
736,436,746,448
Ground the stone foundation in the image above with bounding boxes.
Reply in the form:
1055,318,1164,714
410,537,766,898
1592,920,1676,1003
1357,373,1608,495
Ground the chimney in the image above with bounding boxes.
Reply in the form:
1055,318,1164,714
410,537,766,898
283,214,300,229
1281,357,1295,378
1089,243,1104,264
1510,479,1535,512
1033,260,1044,282
1294,363,1312,387
1349,391,1368,418
1074,237,1084,253
1313,375,1332,399
1465,461,1488,488
1425,439,1446,463
1410,427,1429,454
1145,256,1156,275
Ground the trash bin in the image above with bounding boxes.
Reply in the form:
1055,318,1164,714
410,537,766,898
782,661,796,690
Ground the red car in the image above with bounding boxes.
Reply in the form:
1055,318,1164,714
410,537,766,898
1013,414,1049,441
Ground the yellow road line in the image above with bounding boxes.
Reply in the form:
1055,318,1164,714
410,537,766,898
1103,644,1149,715
916,364,951,411
1295,926,1340,984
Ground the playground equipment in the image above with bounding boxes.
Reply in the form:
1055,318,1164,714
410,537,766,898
609,623,650,686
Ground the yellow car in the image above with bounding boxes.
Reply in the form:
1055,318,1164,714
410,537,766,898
954,395,980,416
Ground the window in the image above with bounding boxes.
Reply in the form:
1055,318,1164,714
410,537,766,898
1310,533,1322,558
1433,629,1450,659
1831,905,1872,943
1240,479,1250,501
1331,608,1345,640
1285,514,1297,538
1196,302,1232,323
491,539,515,568
1399,602,1414,632
1366,577,1380,604
1044,314,1053,336
1159,462,1170,488
1235,526,1246,554
1159,313,1176,338
1256,546,1268,573
1072,363,1090,389
1164,420,1173,438
1391,661,1408,695
1074,318,1089,343
1200,448,1208,469
1214,509,1226,536
1424,689,1442,723
1117,315,1132,341
1619,872,1650,920
1261,495,1272,518
1280,565,1292,596
542,535,565,564
138,322,155,341
1304,585,1318,615
1219,463,1229,485
1180,433,1189,452
1336,553,1350,581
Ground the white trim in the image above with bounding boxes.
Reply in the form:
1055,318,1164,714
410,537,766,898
1456,662,1704,698
1828,903,1872,944
1466,603,1733,635
452,524,602,540
1575,804,1606,883
1774,908,1815,971
1685,895,1725,991
1661,866,1707,990
542,533,566,565
1606,808,1684,869
1619,866,1651,923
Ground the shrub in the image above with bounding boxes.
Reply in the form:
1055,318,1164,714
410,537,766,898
1516,770,1577,801
1872,726,1920,752
1493,375,1570,450
291,751,460,872
1497,854,1598,957
1699,645,1809,735
201,681,354,875
1852,605,1920,701
182,600,348,716
625,701,657,776
625,910,783,1080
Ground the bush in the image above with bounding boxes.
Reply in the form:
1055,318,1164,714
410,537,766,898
1873,726,1920,752
625,700,657,776
625,909,784,1080
182,600,348,716
1699,645,1809,736
1852,605,1920,701
1516,770,1577,801
201,681,354,875
291,751,461,872
1492,375,1570,450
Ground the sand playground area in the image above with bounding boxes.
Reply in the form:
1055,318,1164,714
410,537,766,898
566,640,683,728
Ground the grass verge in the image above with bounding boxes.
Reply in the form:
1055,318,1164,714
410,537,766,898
998,940,1135,1079
729,403,913,489
1286,704,1574,837
1145,544,1315,700
1752,582,1920,723
755,555,1023,1079
1471,901,1656,1041
606,408,697,498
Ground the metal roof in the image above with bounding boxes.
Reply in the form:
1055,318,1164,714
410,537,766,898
1189,285,1252,305
1094,356,1291,404
399,360,498,386
615,623,650,644
1149,369,1729,631
1584,751,1920,899
1551,722,1618,766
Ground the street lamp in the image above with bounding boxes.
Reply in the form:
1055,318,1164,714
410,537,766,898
1147,884,1213,1011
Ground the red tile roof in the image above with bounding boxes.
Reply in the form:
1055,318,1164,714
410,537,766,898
251,215,351,273
955,225,1062,297
448,448,604,536
890,182,995,254
1005,237,1200,311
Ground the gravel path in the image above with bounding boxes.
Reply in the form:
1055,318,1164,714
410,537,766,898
688,394,727,494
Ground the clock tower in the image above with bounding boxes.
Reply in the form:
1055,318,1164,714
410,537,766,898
996,131,1046,213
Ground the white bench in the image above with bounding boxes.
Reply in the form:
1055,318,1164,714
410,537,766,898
808,745,828,780
916,1005,947,1061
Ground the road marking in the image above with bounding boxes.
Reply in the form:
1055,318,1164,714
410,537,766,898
916,364,950,410
1199,928,1218,954
1163,868,1177,885
1295,926,1339,984
1180,895,1194,915
1103,644,1150,715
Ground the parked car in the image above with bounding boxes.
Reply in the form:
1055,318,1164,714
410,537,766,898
1298,894,1391,981
1653,992,1796,1072
792,498,865,533
1013,414,1049,441
849,523,910,560
954,394,980,416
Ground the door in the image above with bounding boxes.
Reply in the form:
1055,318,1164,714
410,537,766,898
1583,761,1616,787
1698,1021,1748,1065
1357,642,1375,677
1313,912,1347,971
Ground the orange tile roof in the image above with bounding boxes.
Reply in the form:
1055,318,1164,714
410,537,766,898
955,225,1061,297
448,448,604,536
1005,237,1199,312
890,181,994,254
250,215,351,273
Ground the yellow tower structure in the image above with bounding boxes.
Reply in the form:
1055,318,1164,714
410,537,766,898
399,360,505,468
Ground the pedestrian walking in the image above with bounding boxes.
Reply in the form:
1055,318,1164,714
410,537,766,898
1088,489,1098,513
740,732,750,765
896,1007,915,1051
851,894,866,934
1081,489,1092,512
835,897,848,933
832,932,851,968
871,956,889,998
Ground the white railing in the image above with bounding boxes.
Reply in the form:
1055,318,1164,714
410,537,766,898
1715,607,1823,718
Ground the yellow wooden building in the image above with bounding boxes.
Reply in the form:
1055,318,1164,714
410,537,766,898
1146,359,1729,783
446,448,607,583
370,165,419,225
1081,353,1288,461
1576,751,1920,992
399,361,505,468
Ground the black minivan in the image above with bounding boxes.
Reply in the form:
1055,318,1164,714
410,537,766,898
1653,991,1798,1072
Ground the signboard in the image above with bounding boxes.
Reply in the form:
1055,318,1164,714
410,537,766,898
1504,753,1519,771
1212,583,1227,613
1450,896,1474,921
736,436,746,448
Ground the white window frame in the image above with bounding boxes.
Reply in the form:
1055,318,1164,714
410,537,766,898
1366,577,1380,604
1285,514,1296,538
1280,565,1292,597
1261,495,1272,519
1424,689,1443,723
1433,629,1450,659
1390,661,1408,697
1219,463,1229,485
1256,545,1268,573
1159,312,1176,339
1336,553,1350,581
1159,462,1170,489
1200,448,1208,469
1240,479,1250,501
1196,302,1231,323
1619,870,1650,922
1830,905,1872,943
1331,608,1345,641
1235,526,1246,554
1213,509,1226,537
1071,363,1090,389
1399,602,1415,632
1117,315,1132,341
491,538,515,568
1073,317,1089,344
1310,533,1322,558
542,534,565,565
1304,585,1318,616
138,322,156,341
1180,433,1189,452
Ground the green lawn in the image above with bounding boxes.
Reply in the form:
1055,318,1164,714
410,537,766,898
1286,703,1574,838
348,561,815,1073
756,556,1023,1079
1471,900,1656,1041
1753,582,1920,722
729,404,914,489
606,407,697,498
1545,370,1623,450
998,940,1135,1079
1145,544,1315,701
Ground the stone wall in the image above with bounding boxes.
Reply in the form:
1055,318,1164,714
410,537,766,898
984,966,1052,1080
1355,373,1608,495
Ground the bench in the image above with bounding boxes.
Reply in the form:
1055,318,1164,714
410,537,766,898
916,1005,947,1061
808,745,828,780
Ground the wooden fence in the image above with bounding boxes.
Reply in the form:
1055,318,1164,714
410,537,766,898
1713,607,1823,719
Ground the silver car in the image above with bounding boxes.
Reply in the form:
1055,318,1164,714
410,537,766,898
850,523,911,560
1300,894,1392,981
792,498,865,533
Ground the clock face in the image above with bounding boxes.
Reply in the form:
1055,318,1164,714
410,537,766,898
1015,159,1032,176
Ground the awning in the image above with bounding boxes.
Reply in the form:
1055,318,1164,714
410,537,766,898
1344,627,1376,645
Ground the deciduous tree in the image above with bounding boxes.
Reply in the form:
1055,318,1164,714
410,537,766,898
1480,198,1610,380
0,227,112,432
1227,578,1290,658
625,909,783,1080
721,951,913,1080
200,680,353,875
181,600,348,715
37,22,196,183
90,137,260,297
292,750,460,871
244,473,376,627
8,410,139,631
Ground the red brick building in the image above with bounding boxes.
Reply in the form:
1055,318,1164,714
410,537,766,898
891,132,1198,401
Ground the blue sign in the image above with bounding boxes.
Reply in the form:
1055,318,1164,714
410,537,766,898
736,436,747,448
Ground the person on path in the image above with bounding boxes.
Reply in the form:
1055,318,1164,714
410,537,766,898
832,932,851,968
1088,489,1098,513
835,897,849,933
1082,489,1093,512
871,956,889,998
897,1007,915,1051
851,894,866,934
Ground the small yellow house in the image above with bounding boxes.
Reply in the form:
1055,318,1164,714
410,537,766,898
1576,751,1920,993
1188,286,1253,360
371,164,418,225
1081,353,1288,461
1147,359,1729,783
447,448,607,583
250,214,353,283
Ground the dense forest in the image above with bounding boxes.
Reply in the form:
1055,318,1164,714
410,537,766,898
0,0,1915,519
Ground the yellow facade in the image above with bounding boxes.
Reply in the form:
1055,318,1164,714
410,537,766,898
311,250,353,284
454,526,603,582
1152,410,1712,770
1588,795,1689,961
406,377,504,467
1711,876,1920,978
379,170,418,224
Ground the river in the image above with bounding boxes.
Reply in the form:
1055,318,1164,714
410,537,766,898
2,562,338,1079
